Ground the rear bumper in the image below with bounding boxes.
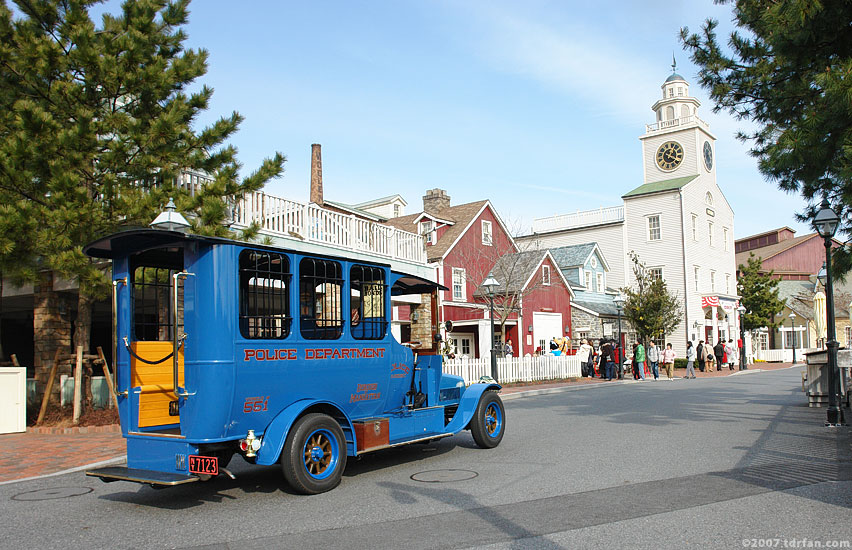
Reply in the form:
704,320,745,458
87,466,199,486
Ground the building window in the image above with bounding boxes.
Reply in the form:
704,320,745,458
668,88,674,98
482,220,493,246
647,215,661,241
590,256,597,268
299,258,343,340
596,273,604,293
542,265,551,286
451,336,472,357
708,221,714,247
692,214,698,241
846,326,851,347
350,264,387,340
723,227,729,251
239,250,291,340
725,273,731,294
420,220,434,244
666,105,675,119
705,192,714,206
585,271,592,290
710,270,716,292
678,86,684,96
452,268,466,301
694,266,700,292
393,204,400,217
649,267,663,281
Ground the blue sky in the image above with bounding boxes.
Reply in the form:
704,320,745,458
100,0,813,238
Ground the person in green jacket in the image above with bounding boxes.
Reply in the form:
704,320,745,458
634,339,646,380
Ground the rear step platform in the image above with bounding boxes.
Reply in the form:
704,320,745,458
87,466,199,486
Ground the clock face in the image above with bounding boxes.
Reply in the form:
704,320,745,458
656,141,684,171
703,141,713,171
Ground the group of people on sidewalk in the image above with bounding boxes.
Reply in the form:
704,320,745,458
576,336,743,381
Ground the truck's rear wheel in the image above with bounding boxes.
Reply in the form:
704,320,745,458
470,391,505,449
281,413,347,494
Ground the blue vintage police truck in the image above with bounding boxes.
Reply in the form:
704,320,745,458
84,222,504,494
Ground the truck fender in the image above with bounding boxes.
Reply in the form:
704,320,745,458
255,399,353,466
443,383,502,434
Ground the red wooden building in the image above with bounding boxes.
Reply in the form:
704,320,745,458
385,189,573,358
735,227,841,280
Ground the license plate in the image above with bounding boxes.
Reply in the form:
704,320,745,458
188,455,218,476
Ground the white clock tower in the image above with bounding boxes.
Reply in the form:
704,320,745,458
638,64,716,184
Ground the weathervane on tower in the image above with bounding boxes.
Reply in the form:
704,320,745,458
671,53,677,74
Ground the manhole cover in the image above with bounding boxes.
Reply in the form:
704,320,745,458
410,469,478,483
12,487,93,501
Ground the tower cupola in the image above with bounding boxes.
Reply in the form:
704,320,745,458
651,57,701,125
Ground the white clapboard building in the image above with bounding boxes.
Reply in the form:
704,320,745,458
519,69,739,356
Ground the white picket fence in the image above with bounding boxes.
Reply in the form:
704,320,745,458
443,354,583,385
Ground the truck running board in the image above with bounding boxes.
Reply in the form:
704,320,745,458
87,466,200,486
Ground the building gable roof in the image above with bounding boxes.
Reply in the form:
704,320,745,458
384,199,514,262
477,249,574,298
734,233,820,267
622,174,700,199
547,242,610,271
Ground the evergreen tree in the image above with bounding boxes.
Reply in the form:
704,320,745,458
681,1,852,271
737,253,785,331
621,251,682,343
0,0,285,360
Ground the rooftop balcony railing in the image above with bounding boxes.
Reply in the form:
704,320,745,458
645,114,710,134
231,191,426,264
532,205,624,234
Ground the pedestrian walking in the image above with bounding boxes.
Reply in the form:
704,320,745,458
696,340,705,372
634,338,646,380
662,343,676,379
685,341,696,378
578,338,593,377
725,339,737,370
713,340,725,371
504,339,514,358
600,339,616,381
646,340,660,380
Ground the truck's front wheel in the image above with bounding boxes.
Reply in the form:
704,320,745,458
281,413,347,494
470,391,505,449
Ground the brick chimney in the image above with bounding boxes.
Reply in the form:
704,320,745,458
310,143,323,206
422,188,450,213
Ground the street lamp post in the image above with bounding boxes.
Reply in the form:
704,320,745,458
482,272,500,383
813,198,843,426
788,312,797,365
613,294,626,378
737,304,747,370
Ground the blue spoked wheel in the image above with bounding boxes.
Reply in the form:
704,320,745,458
282,414,347,494
470,391,505,449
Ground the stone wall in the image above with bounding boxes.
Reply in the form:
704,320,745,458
409,298,434,351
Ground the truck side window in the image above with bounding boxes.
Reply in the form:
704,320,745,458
350,265,387,340
239,250,291,339
299,258,343,339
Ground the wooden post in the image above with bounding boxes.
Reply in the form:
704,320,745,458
97,346,119,410
11,354,20,367
36,348,63,425
72,345,83,425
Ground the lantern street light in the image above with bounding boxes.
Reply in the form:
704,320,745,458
813,198,843,426
788,312,797,365
150,198,191,232
482,272,500,383
737,304,747,370
613,294,626,376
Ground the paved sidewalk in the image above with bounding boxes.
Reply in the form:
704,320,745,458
0,362,798,484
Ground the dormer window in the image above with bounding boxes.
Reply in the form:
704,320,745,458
420,220,435,245
393,204,400,217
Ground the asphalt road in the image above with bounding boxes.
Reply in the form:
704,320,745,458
2,368,851,550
